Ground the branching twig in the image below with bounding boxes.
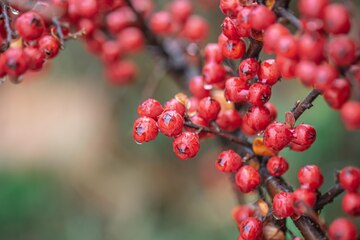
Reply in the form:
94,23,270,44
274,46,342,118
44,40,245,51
52,17,65,49
291,89,322,121
314,184,344,212
274,7,301,29
0,0,13,52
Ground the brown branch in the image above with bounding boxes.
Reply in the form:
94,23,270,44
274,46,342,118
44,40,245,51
291,89,322,121
314,184,344,212
52,17,65,49
243,38,263,60
0,0,13,52
274,6,301,29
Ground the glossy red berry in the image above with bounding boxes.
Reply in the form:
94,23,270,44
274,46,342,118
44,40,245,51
133,117,159,143
222,17,239,40
258,59,281,86
189,76,210,99
150,11,173,35
239,217,263,240
298,165,324,191
185,115,208,138
137,98,163,120
216,109,242,132
198,97,221,121
328,218,358,240
224,77,250,103
204,43,224,63
106,8,136,33
101,41,122,63
221,39,246,59
243,106,271,132
39,35,60,59
275,55,297,80
235,6,252,38
298,0,329,18
216,149,242,172
182,15,209,42
265,102,277,121
298,33,325,64
323,78,351,109
219,0,239,17
249,5,276,31
172,132,200,160
275,35,298,59
202,62,226,84
323,4,351,35
295,60,317,87
327,36,357,67
272,192,294,219
342,192,360,217
248,83,272,106
3,48,29,77
164,98,186,116
313,63,339,91
292,188,317,214
236,165,261,193
339,167,360,193
232,205,255,225
341,101,360,130
169,0,193,23
15,11,45,41
238,58,259,80
267,156,289,177
117,27,144,53
23,47,45,71
157,110,184,137
263,23,290,53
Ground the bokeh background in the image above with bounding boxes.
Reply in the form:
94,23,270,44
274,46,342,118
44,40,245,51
0,1,359,239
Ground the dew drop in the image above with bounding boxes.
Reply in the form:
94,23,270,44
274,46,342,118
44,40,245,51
10,7,20,15
135,140,143,145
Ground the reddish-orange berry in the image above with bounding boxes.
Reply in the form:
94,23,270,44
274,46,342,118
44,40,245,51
328,218,357,240
137,98,163,120
266,156,289,177
172,132,200,160
272,192,295,219
339,166,360,193
236,165,261,193
133,117,159,143
216,149,242,172
298,165,324,191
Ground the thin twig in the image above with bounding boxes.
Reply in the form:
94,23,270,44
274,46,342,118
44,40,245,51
52,17,65,49
0,0,13,52
314,184,344,212
274,6,301,29
291,89,321,121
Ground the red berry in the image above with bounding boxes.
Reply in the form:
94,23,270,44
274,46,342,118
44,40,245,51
216,149,242,172
236,165,261,193
267,156,289,177
243,106,271,132
263,23,290,53
164,98,186,116
275,55,296,80
239,217,263,240
106,8,136,33
258,59,281,86
204,43,224,63
328,218,358,240
216,109,242,132
224,77,250,103
198,97,221,121
323,78,351,109
327,36,357,67
313,63,339,91
264,102,277,121
292,188,317,214
235,6,252,37
232,205,255,225
3,48,29,77
339,166,360,193
295,60,317,87
272,192,294,219
185,114,209,138
298,0,329,18
169,0,193,23
298,165,324,191
275,35,298,59
202,62,226,84
172,132,200,160
23,47,45,71
249,5,276,31
219,0,239,17
39,35,60,59
238,58,259,80
340,101,360,130
291,124,316,148
150,11,173,35
117,27,144,53
133,117,159,143
222,17,239,40
221,39,246,59
105,60,137,85
323,4,351,35
137,98,163,120
157,110,184,137
298,33,325,64
189,76,210,99
342,192,360,217
248,83,272,106
182,15,209,42
101,41,122,64
15,11,45,41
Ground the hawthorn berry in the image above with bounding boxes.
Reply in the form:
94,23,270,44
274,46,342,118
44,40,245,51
249,5,276,31
133,117,159,143
263,23,290,54
137,98,163,120
272,192,294,219
202,62,226,84
264,122,293,152
222,17,239,40
298,165,324,191
275,55,297,80
157,110,184,137
221,39,246,59
295,60,317,87
239,217,263,240
257,59,281,86
235,6,252,38
238,58,259,80
322,4,351,35
298,0,329,18
339,166,360,193
101,41,123,64
264,102,277,121
15,11,45,41
243,106,271,132
328,218,358,240
236,165,261,193
172,132,200,160
292,188,317,214
182,15,209,42
204,43,224,63
3,48,29,77
327,36,357,67
340,101,360,130
298,33,325,64
23,47,45,71
197,97,221,122
117,27,145,53
189,76,210,99
219,0,239,17
106,8,136,33
216,109,242,132
216,150,242,172
164,98,186,116
150,11,173,35
248,83,272,106
313,63,339,91
323,78,351,110
266,156,289,177
275,35,298,59
232,205,255,225
39,35,60,59
224,77,250,103
342,192,360,217
169,0,193,23
291,124,316,150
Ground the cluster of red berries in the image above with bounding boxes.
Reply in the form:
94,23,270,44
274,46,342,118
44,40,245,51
0,3,61,82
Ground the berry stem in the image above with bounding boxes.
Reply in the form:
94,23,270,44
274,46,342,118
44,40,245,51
0,0,13,52
52,17,65,49
314,183,344,212
291,89,322,121
274,7,301,29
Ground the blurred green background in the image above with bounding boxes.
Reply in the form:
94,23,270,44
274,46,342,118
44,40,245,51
0,1,359,240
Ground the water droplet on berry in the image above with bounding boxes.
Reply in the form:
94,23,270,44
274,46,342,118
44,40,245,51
204,84,213,90
10,7,20,15
135,140,143,145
